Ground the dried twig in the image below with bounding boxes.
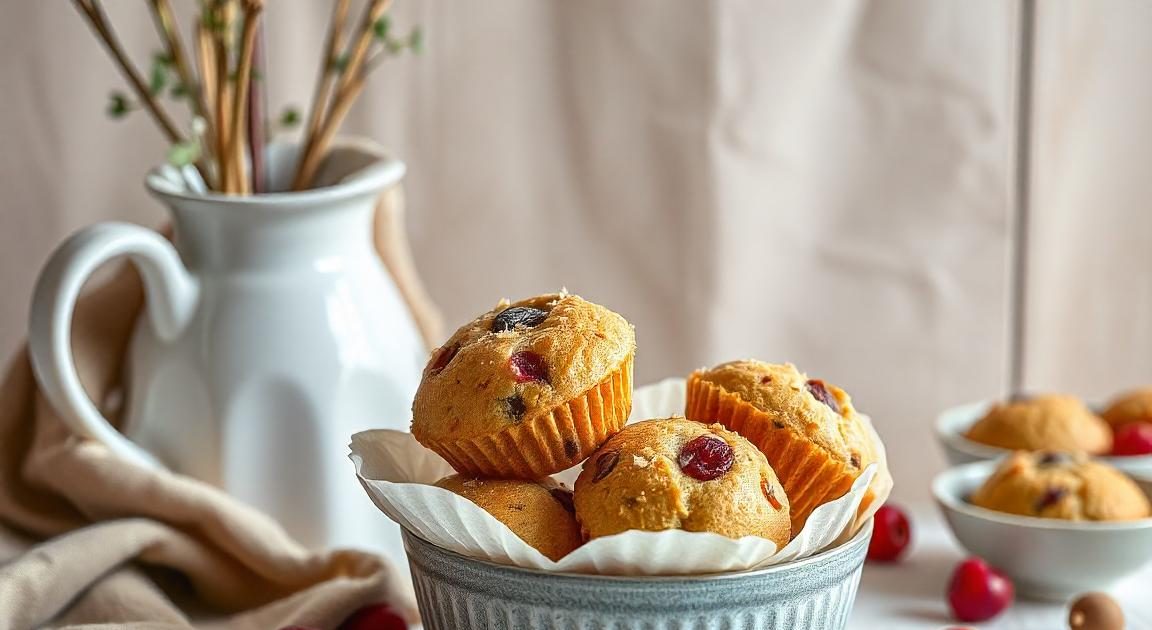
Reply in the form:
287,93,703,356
247,22,267,193
72,0,184,143
296,0,351,185
147,0,215,187
292,0,392,190
227,0,264,195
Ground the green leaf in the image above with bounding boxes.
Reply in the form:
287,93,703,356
107,92,133,119
152,50,174,67
373,16,391,41
278,107,300,128
149,58,169,96
329,54,349,73
167,140,202,167
170,82,191,99
408,27,424,54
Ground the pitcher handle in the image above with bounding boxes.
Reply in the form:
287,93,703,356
28,222,199,470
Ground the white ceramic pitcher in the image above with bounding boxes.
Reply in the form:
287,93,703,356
27,142,425,562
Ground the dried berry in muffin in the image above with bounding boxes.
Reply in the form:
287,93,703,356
573,417,791,545
412,292,635,478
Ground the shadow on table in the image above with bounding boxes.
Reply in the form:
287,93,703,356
858,542,960,624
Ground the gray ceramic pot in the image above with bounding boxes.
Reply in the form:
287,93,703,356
403,520,871,630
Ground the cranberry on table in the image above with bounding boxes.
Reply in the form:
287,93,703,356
866,504,911,562
339,603,408,630
947,557,1014,622
1111,422,1152,456
677,435,735,481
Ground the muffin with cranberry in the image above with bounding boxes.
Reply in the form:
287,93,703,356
970,451,1151,521
435,475,583,560
1101,387,1152,429
572,417,791,546
965,395,1112,455
412,292,635,478
685,360,876,532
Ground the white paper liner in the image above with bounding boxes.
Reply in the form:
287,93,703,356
351,378,890,576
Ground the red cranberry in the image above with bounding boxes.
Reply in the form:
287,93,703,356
806,379,840,414
427,343,459,375
947,557,1014,622
867,504,911,562
1112,422,1152,456
509,351,549,383
339,604,408,630
1034,486,1068,512
492,306,549,332
677,435,735,481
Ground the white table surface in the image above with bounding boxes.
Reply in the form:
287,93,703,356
850,504,1152,629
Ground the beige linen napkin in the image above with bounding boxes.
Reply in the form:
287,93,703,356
0,193,439,629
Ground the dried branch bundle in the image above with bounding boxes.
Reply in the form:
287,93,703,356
71,0,421,195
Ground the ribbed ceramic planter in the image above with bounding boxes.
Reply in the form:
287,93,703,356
403,520,871,630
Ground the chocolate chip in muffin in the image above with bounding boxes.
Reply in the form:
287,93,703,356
806,379,840,414
492,306,549,332
503,394,527,422
592,449,621,482
563,438,579,459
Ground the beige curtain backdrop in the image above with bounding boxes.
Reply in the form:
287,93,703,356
1,0,1149,511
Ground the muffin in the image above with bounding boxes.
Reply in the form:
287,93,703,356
970,451,1151,521
435,475,583,561
412,292,635,478
1102,387,1152,428
572,417,791,546
685,360,876,532
965,395,1112,455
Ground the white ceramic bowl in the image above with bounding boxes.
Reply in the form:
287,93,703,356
933,461,1152,600
935,399,1152,478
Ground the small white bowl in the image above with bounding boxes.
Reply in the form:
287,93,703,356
935,399,1152,477
933,461,1152,600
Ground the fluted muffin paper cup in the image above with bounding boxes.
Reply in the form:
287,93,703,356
350,378,890,575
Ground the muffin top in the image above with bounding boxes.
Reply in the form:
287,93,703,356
965,395,1112,455
435,474,583,561
970,451,1151,521
412,292,635,442
1102,387,1152,428
689,360,872,470
572,417,791,545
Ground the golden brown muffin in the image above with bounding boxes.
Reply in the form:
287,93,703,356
970,451,1151,521
435,475,583,560
965,395,1112,455
685,360,875,533
572,417,791,545
1102,387,1152,428
412,292,635,478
